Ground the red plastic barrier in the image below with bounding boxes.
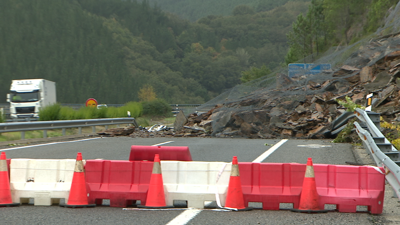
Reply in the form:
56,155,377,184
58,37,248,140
239,163,385,214
85,160,153,207
315,164,385,214
239,163,305,210
129,145,192,161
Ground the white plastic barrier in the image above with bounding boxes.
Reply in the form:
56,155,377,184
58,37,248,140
161,161,232,208
10,159,77,206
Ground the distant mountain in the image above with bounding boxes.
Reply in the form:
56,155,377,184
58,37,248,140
145,0,301,21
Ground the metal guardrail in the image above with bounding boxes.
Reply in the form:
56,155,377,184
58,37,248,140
0,118,138,139
354,108,400,199
0,103,204,119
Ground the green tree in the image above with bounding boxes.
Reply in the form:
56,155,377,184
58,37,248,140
285,0,327,64
286,14,312,63
138,85,157,102
240,65,271,83
366,0,398,33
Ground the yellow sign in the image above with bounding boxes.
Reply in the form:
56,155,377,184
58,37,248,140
86,98,98,107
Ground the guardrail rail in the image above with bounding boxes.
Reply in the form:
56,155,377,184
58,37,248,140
0,118,138,139
354,108,400,199
0,103,205,119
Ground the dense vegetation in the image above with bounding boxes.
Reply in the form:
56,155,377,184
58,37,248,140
0,0,309,105
38,99,171,121
285,0,399,64
0,0,397,106
145,0,297,22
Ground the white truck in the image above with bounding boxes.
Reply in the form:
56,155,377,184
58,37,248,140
6,79,56,119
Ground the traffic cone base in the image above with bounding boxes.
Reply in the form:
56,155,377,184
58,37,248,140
0,152,19,207
138,154,172,209
291,158,328,213
0,203,20,207
224,156,252,211
60,153,95,208
59,203,96,208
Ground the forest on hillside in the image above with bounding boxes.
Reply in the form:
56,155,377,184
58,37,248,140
0,0,396,104
145,0,300,22
0,0,309,104
286,0,399,64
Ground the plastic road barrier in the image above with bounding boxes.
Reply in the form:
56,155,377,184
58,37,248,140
10,159,77,206
239,162,385,214
129,145,192,161
240,162,305,210
85,160,153,207
162,161,232,208
315,164,385,214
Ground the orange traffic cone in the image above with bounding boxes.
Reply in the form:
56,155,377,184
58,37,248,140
224,156,251,211
292,158,327,213
139,154,171,208
60,153,95,208
0,152,19,207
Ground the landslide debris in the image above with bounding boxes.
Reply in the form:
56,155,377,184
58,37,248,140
100,32,400,139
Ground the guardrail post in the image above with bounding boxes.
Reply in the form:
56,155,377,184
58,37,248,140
21,131,25,140
43,130,47,138
367,112,380,129
62,128,66,136
78,127,82,134
92,126,95,133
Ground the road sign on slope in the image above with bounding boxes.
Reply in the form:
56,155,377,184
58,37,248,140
288,63,331,78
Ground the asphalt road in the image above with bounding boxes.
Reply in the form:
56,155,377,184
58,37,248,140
0,136,398,224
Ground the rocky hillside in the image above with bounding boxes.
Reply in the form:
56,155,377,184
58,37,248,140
100,31,400,140
172,32,400,139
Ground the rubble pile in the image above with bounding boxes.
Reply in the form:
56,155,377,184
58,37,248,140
100,32,400,139
179,33,400,139
97,126,136,137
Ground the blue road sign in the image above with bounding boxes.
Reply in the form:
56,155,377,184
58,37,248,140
288,63,331,77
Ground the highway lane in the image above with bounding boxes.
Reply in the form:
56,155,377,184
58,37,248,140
0,137,386,224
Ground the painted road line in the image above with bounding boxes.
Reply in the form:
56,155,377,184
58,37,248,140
1,137,102,151
297,144,331,148
167,139,287,225
252,139,288,163
152,141,174,146
166,209,202,225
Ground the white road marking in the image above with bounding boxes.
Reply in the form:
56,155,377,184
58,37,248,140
252,139,288,162
152,141,174,146
297,144,331,148
166,139,288,224
2,138,174,151
166,209,202,225
1,137,102,151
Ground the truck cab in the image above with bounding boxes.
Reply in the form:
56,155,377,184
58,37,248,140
7,79,56,119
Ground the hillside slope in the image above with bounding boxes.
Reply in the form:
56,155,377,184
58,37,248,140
145,0,303,21
0,0,308,104
187,1,400,139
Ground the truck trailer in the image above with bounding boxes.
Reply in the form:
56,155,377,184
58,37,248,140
6,79,56,119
